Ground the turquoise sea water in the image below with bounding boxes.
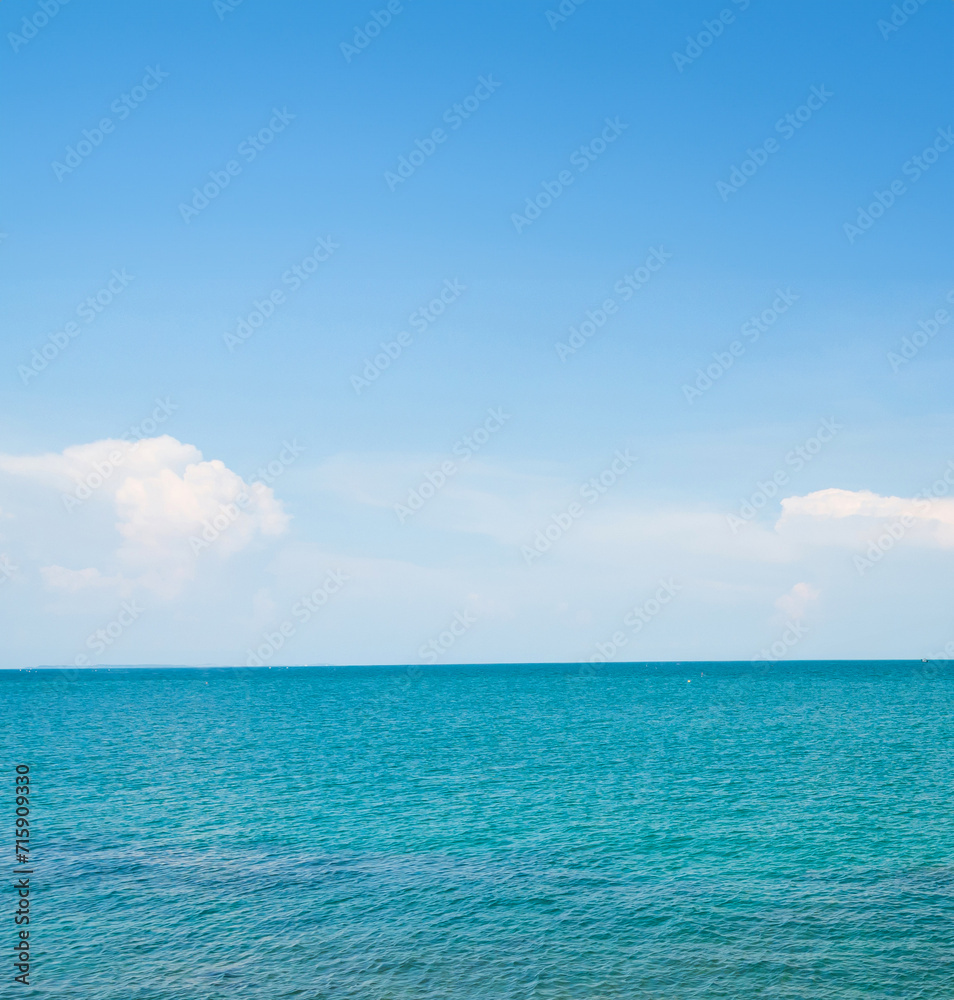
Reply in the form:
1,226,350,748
2,660,953,998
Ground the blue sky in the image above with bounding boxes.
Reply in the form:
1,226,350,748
1,0,952,668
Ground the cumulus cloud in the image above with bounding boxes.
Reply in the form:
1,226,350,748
780,487,954,523
113,450,288,561
777,487,954,548
0,436,290,596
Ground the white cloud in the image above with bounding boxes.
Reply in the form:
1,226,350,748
0,435,193,487
7,438,954,667
40,565,126,593
777,487,954,548
114,452,288,560
1,436,290,596
774,581,820,620
780,487,954,523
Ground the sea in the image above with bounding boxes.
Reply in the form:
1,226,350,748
2,660,952,999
